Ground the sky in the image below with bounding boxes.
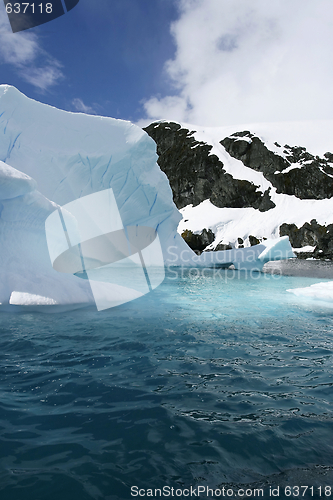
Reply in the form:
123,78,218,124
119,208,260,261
0,0,332,127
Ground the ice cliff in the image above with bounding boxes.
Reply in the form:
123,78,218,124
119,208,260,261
0,86,294,311
0,85,186,310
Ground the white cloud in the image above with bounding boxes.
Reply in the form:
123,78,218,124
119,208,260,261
143,0,333,126
21,61,64,91
0,9,64,91
72,98,96,114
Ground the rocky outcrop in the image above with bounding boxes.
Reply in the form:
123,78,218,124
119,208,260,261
144,121,333,258
181,228,215,253
280,220,333,259
180,230,265,254
213,242,232,251
249,235,261,246
144,122,275,211
221,131,333,200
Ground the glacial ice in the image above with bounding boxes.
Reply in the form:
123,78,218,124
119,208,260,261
10,292,57,306
0,159,95,310
0,86,294,311
287,281,333,304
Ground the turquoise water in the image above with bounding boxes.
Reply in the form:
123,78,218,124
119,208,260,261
1,263,333,499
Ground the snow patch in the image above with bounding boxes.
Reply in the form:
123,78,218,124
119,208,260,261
276,162,303,175
185,119,333,158
10,292,57,306
293,246,316,253
179,196,333,249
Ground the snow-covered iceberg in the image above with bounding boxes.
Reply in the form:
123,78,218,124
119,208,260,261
0,86,294,311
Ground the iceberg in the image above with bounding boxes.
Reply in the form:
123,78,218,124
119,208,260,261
0,85,184,251
287,281,333,304
0,159,95,310
0,85,187,311
167,235,294,270
0,86,294,311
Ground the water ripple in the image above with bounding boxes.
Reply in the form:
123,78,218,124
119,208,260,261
1,267,333,498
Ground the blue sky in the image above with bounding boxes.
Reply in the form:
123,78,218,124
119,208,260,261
0,0,332,126
0,0,179,121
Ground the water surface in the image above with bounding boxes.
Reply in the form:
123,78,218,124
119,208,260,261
1,262,333,499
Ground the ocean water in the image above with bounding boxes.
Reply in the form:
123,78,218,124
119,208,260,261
1,261,333,500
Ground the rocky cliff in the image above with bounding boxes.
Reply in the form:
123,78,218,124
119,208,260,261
143,122,274,211
144,121,333,258
221,131,333,200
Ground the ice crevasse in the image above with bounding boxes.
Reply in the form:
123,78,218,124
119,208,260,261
0,86,294,311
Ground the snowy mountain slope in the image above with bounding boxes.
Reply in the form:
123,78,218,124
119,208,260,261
187,120,333,160
145,121,333,257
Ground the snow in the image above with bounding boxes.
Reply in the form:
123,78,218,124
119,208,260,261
276,162,303,174
184,119,333,158
179,195,333,250
176,119,333,249
293,246,316,253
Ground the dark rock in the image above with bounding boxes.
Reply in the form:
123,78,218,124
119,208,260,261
280,220,333,259
259,188,275,211
324,152,333,162
221,132,288,176
221,132,333,200
249,235,260,246
181,228,234,253
181,228,215,253
199,228,215,248
143,121,333,260
144,122,275,211
237,237,244,248
212,242,232,251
